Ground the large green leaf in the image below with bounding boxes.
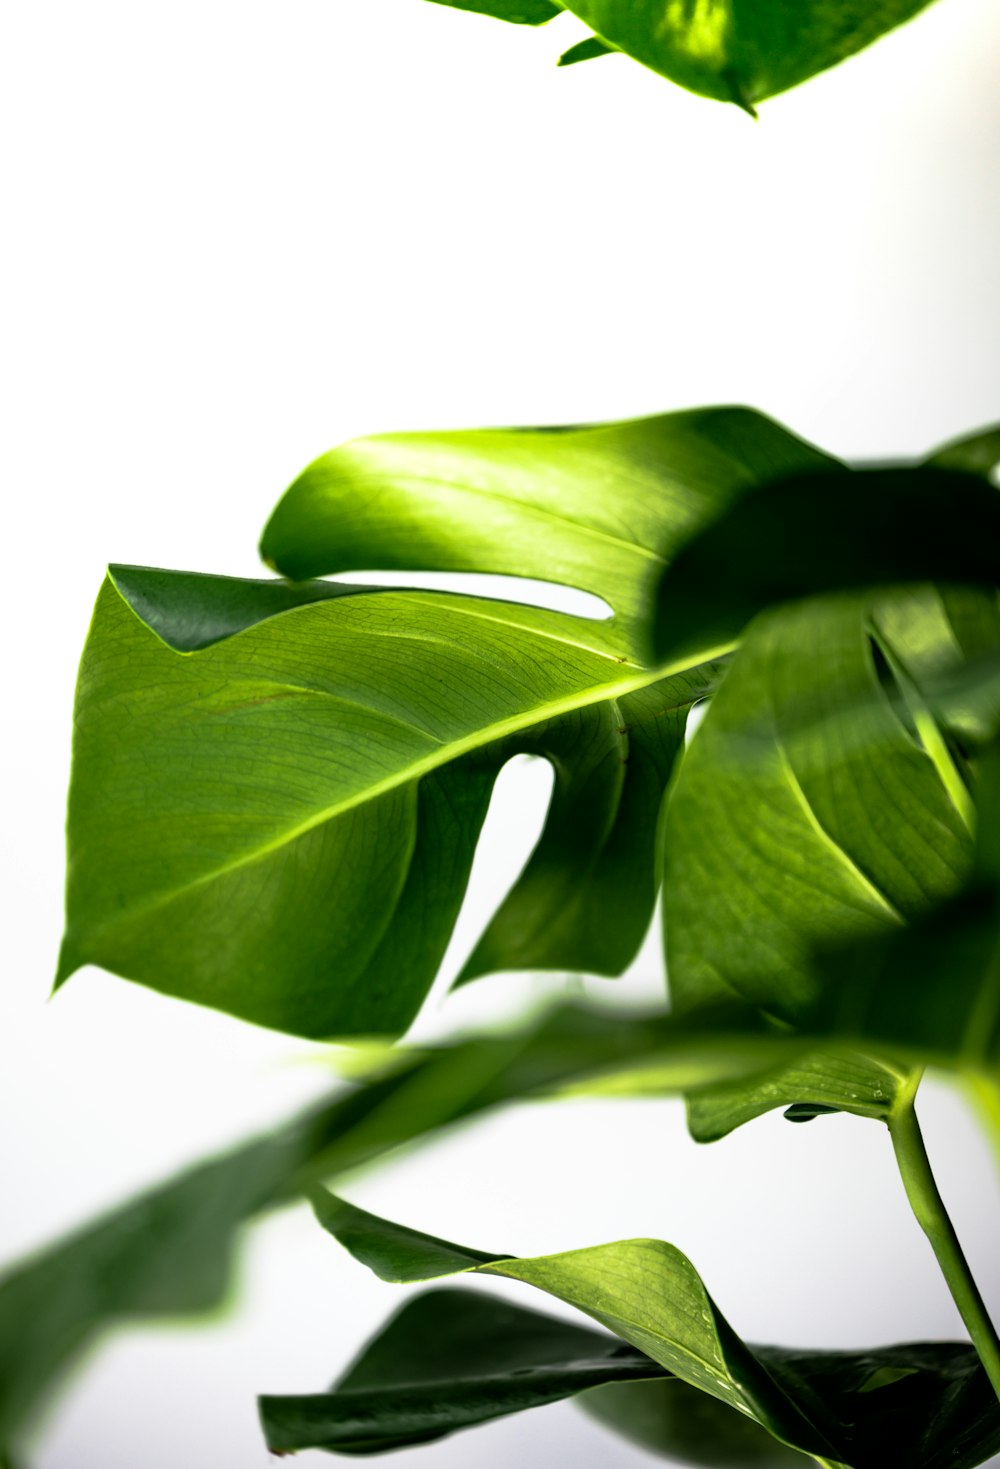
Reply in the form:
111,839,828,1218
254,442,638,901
303,1193,1000,1468
62,407,832,1036
260,1288,663,1455
57,566,720,1036
422,0,939,109
260,406,837,649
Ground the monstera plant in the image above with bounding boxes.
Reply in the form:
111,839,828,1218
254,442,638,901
4,3,999,1468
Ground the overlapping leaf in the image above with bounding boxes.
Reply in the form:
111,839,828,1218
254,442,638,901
0,1001,798,1452
60,407,832,1036
290,1192,1000,1467
422,0,940,109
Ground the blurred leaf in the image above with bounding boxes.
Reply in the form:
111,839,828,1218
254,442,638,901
425,0,560,22
926,423,1000,478
261,1288,663,1455
423,0,940,109
654,466,1000,668
0,1001,799,1449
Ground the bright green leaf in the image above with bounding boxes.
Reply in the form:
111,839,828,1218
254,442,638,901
557,35,614,66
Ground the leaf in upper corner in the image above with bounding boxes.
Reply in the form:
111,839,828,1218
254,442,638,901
260,1288,665,1456
62,407,833,1038
422,0,940,109
424,0,561,23
653,465,1000,668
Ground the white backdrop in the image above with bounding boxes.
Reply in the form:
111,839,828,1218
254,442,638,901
2,2,1000,1465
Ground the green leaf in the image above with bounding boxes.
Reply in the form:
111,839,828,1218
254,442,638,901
63,407,833,1037
664,594,973,1023
260,406,838,650
260,1288,664,1455
558,35,614,66
926,422,1000,478
424,0,560,23
653,466,1000,669
58,566,720,1035
307,1193,837,1459
0,1001,800,1449
422,0,939,108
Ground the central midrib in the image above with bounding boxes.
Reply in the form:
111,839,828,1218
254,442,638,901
73,642,732,954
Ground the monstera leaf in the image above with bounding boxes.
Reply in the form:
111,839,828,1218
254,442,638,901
422,0,940,110
59,407,833,1038
285,1192,1000,1468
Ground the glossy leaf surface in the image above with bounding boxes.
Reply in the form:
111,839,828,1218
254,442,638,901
305,1194,1000,1467
261,1288,662,1455
309,1193,834,1457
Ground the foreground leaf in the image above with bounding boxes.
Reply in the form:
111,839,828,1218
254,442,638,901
0,1002,798,1449
63,406,831,1036
303,1194,1000,1467
425,0,560,22
307,1193,836,1458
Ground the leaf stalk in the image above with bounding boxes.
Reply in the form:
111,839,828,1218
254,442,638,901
889,1083,1000,1402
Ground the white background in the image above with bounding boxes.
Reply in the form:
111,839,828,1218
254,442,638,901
2,1,1000,1465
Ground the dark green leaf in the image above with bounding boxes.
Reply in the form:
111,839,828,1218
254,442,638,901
424,0,560,23
557,35,614,66
654,467,1000,668
260,1288,663,1455
582,1377,814,1465
926,423,1000,478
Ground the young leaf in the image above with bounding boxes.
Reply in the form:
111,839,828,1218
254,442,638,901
301,1195,1000,1468
557,35,614,67
261,1288,664,1456
307,1192,837,1458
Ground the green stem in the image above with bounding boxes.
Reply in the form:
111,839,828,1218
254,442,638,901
889,1084,1000,1401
